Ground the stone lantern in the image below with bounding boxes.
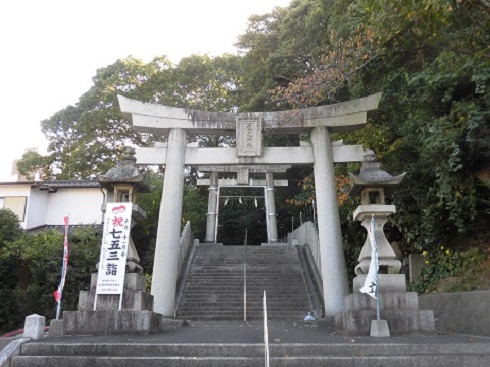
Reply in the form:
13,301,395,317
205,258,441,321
96,146,152,274
335,149,435,335
348,149,405,280
64,147,166,335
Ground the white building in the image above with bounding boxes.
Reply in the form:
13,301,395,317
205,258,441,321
0,180,103,231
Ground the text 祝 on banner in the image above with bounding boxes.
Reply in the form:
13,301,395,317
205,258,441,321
96,203,132,295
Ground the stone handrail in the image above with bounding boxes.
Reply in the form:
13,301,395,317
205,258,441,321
288,221,321,274
178,221,194,273
174,222,197,317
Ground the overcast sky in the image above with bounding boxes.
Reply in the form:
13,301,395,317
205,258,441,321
0,0,291,180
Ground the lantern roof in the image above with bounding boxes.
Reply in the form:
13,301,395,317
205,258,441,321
97,147,152,193
348,149,405,197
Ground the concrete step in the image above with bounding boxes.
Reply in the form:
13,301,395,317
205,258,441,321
178,308,308,314
19,342,490,357
12,342,490,367
179,300,309,306
14,355,489,367
178,245,312,320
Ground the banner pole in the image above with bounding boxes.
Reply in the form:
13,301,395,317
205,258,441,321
375,247,381,321
54,215,69,320
55,286,62,320
373,214,381,321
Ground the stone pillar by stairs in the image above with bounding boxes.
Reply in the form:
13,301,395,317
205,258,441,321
63,273,163,335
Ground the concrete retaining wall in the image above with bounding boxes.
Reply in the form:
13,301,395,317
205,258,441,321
419,290,490,336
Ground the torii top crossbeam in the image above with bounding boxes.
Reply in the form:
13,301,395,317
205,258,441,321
118,93,381,136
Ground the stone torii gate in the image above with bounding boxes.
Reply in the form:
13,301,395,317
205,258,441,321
118,93,381,318
196,164,291,244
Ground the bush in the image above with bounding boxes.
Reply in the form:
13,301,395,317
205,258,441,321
0,227,100,334
0,208,23,251
409,247,485,294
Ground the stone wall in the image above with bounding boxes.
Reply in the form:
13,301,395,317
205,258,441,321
419,290,490,336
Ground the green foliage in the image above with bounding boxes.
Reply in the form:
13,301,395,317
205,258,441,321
237,0,333,111
15,151,50,180
182,186,207,241
19,54,243,180
0,227,100,334
217,187,269,245
275,0,489,269
410,247,485,293
0,209,23,251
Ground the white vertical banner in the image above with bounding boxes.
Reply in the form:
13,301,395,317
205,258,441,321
96,203,132,295
360,215,378,299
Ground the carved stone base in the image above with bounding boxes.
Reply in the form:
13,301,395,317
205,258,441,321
63,273,170,335
336,273,435,335
63,310,162,335
335,290,435,335
353,274,407,293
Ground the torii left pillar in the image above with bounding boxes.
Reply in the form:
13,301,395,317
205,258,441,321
151,128,187,316
265,172,278,243
205,171,219,243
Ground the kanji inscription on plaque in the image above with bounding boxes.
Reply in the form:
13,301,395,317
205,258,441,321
236,117,262,157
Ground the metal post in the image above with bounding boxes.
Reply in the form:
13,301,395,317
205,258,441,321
214,186,221,244
244,229,248,322
312,199,316,225
264,290,270,367
263,187,270,243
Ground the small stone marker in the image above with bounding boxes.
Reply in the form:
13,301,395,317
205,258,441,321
48,319,64,337
370,319,390,337
23,314,45,340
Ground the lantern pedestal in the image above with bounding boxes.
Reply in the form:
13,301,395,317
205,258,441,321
63,273,178,335
335,278,435,335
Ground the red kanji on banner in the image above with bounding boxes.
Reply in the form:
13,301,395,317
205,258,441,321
53,289,60,302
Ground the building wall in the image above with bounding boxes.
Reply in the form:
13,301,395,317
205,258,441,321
25,187,49,229
0,184,33,229
45,188,103,226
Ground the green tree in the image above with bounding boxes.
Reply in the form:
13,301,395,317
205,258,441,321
0,227,100,333
0,209,23,251
0,209,23,333
276,0,490,261
237,0,333,111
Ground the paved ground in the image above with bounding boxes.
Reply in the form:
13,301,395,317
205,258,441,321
26,321,490,345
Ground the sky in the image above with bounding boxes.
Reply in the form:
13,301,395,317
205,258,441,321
0,0,292,180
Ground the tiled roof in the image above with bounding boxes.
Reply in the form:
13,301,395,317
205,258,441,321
26,224,103,234
41,180,101,189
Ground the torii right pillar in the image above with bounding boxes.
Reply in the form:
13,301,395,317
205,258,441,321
311,126,349,317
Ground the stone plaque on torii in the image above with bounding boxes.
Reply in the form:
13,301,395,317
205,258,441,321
118,92,382,318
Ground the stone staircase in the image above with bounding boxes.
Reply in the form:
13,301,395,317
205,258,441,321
10,341,490,367
176,244,314,320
